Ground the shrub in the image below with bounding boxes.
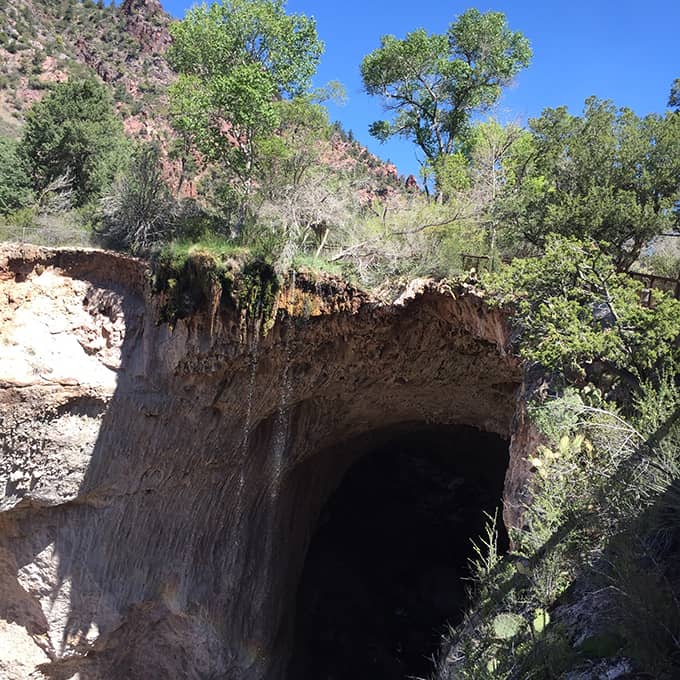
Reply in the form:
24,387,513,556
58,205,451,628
99,143,175,255
0,136,34,215
485,236,680,385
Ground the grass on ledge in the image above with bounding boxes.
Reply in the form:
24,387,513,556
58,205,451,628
160,234,250,266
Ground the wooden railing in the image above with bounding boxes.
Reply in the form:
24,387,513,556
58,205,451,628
459,253,511,273
459,253,491,272
627,271,680,306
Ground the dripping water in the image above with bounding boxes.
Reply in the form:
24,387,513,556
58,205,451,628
233,312,262,553
270,269,295,503
261,270,296,607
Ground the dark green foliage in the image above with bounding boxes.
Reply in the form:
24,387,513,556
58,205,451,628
113,82,132,105
168,0,322,102
486,236,680,384
669,78,680,111
19,78,127,206
257,97,331,193
498,98,680,267
27,76,49,90
0,136,34,214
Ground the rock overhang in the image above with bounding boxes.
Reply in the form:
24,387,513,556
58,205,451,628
0,244,530,680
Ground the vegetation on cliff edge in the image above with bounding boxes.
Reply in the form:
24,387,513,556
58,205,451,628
433,242,680,679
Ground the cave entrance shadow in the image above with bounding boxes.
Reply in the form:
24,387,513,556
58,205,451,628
287,424,509,680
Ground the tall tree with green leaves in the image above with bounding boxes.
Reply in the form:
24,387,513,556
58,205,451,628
360,9,531,191
669,78,680,111
19,78,127,206
498,97,680,268
167,0,323,229
462,120,526,264
256,97,332,196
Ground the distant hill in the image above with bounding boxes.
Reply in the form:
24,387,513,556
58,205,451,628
0,0,173,139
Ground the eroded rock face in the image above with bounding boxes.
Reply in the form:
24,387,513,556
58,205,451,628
0,245,529,680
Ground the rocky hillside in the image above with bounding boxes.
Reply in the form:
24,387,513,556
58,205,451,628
0,0,173,139
0,0,415,197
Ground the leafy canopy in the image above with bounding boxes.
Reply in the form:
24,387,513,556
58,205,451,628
167,0,323,212
19,78,127,206
361,9,531,167
498,98,680,267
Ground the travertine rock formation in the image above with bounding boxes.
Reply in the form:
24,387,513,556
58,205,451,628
0,244,530,679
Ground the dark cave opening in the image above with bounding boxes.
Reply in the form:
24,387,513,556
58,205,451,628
287,425,510,680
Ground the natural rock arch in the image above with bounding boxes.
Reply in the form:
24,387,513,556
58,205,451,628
0,246,530,680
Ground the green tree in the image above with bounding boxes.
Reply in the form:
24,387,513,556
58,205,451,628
499,98,680,267
167,0,323,230
257,97,331,195
669,77,680,111
255,96,360,256
412,119,527,267
486,235,680,383
0,136,34,215
19,78,127,206
463,120,527,266
360,9,531,189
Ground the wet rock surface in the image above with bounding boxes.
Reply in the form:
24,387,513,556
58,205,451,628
0,245,529,679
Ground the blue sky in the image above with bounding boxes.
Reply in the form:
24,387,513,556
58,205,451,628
161,0,679,180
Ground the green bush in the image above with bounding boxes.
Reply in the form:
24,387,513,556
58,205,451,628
485,236,680,384
19,77,128,206
0,137,34,215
